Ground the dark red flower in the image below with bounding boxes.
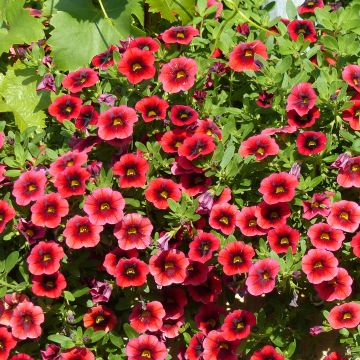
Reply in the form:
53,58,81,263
202,330,239,360
287,106,320,128
161,26,199,45
180,173,212,196
255,201,291,229
246,258,280,296
160,129,188,153
314,267,353,301
229,40,268,72
302,192,332,220
75,105,99,130
145,178,181,210
194,303,226,334
342,99,360,130
10,355,34,360
342,64,360,92
128,37,160,52
113,153,149,188
161,316,184,338
298,0,324,14
188,232,220,263
160,287,188,320
297,131,326,155
118,48,156,84
256,92,274,108
115,257,149,288
195,118,222,139
221,309,256,341
0,326,17,359
236,206,267,236
324,352,347,360
63,215,103,249
337,156,360,187
30,193,69,228
218,241,255,275
103,248,139,276
62,68,99,93
129,301,165,333
53,166,90,198
307,223,345,251
97,106,138,140
27,241,64,275
259,172,298,204
0,200,15,234
178,134,216,161
209,203,238,235
301,249,338,284
350,232,360,258
61,347,94,360
328,302,360,329
125,334,167,360
327,200,360,233
91,45,117,69
286,82,317,116
135,96,169,122
239,134,279,161
0,293,29,327
114,213,153,250
250,345,284,360
49,150,88,177
31,271,67,299
10,301,44,340
48,95,82,123
267,225,300,254
149,250,189,286
184,261,208,286
287,20,317,43
170,105,198,126
159,57,198,93
83,305,117,332
186,333,206,360
12,169,47,206
84,187,125,225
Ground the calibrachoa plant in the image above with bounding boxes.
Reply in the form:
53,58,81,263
0,0,360,359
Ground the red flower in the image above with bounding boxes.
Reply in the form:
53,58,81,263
302,192,332,220
239,134,279,161
259,172,298,204
236,206,267,236
129,301,165,333
53,166,90,198
314,267,353,301
301,249,338,284
149,250,189,286
161,26,199,45
307,223,345,251
61,347,95,360
170,105,198,126
184,261,208,285
297,131,327,156
9,355,34,360
186,333,206,360
209,203,238,235
327,200,360,233
97,106,138,140
194,303,226,334
27,241,64,275
255,201,291,229
12,169,47,206
49,150,88,177
83,305,117,332
328,302,360,329
114,213,153,250
144,178,181,210
180,173,212,196
103,248,139,276
287,106,320,128
267,225,300,254
324,352,347,360
221,310,256,341
350,232,360,258
30,193,69,228
115,257,149,288
256,92,274,108
246,258,280,296
286,82,317,116
202,330,239,360
125,334,167,360
118,48,156,84
48,95,82,123
161,287,188,320
10,301,44,340
128,37,160,52
31,271,67,299
83,187,125,225
218,241,255,275
113,153,149,188
250,345,284,360
229,40,268,72
195,118,222,139
287,20,317,43
0,293,29,327
75,105,99,130
159,129,188,153
342,64,360,92
91,45,117,69
0,200,15,234
135,96,169,122
0,326,17,359
178,134,216,161
298,0,324,14
337,156,360,188
188,232,220,263
159,57,198,93
62,68,99,93
63,215,103,249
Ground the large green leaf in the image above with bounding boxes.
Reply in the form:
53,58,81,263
145,0,195,24
46,0,144,71
0,0,44,55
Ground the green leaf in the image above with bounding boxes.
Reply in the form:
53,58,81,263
64,291,75,302
47,334,75,349
286,0,297,20
123,323,139,339
90,330,106,342
145,0,195,24
5,251,19,273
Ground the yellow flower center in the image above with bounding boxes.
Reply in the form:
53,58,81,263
219,343,229,350
127,227,137,235
256,147,264,155
126,267,136,275
26,229,34,236
280,237,289,245
160,191,168,199
311,201,319,208
314,261,323,268
47,206,55,213
28,184,37,191
176,70,186,79
248,219,257,227
176,32,185,39
113,117,123,126
232,256,242,264
70,179,79,187
65,106,72,113
127,168,136,176
43,254,51,262
141,350,151,358
100,203,110,210
236,321,245,329
132,63,142,71
95,315,104,324
270,211,279,219
340,211,349,220
164,262,174,270
353,78,358,85
148,110,157,117
343,312,352,320
79,226,89,233
320,233,330,240
275,186,285,194
262,271,270,280
244,49,253,57
351,164,360,172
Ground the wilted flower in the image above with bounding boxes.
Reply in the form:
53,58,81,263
37,74,56,92
98,93,117,107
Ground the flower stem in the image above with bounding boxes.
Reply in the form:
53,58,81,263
98,0,110,20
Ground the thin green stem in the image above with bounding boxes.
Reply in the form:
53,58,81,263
98,0,110,20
